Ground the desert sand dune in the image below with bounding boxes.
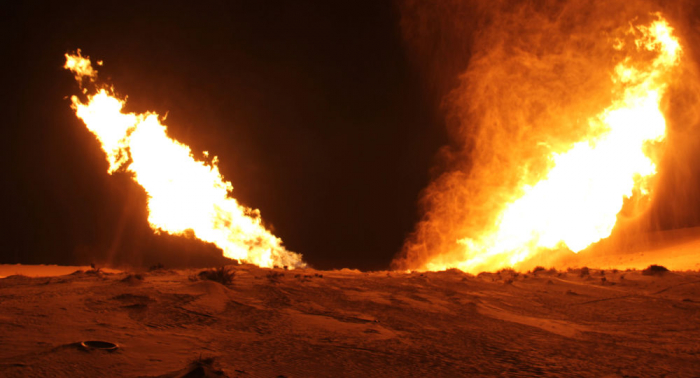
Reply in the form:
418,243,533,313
1,263,699,377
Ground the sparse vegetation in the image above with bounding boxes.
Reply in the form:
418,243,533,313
192,354,216,367
293,272,324,283
267,271,284,283
642,265,669,276
533,266,546,274
85,267,102,275
567,267,589,277
196,266,235,285
148,263,165,272
180,355,225,377
121,274,144,283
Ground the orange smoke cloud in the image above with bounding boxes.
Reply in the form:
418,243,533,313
395,1,698,273
65,52,304,269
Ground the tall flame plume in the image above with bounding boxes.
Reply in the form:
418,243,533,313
397,10,683,273
65,51,304,269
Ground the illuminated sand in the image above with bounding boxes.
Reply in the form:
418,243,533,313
1,263,699,377
0,265,121,279
553,226,700,272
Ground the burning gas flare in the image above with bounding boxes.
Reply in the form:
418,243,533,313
64,51,304,269
400,14,683,273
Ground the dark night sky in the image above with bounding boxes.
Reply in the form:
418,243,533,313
1,1,449,270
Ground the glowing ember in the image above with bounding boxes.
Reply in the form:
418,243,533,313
64,51,304,269
418,16,682,273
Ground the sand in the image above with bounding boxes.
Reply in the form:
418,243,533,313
0,263,699,377
0,265,122,279
568,226,700,272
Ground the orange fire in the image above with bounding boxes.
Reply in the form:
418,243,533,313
64,51,304,269
401,15,683,273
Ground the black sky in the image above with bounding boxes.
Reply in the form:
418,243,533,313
1,1,448,270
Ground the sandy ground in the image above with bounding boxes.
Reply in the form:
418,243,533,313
0,262,699,377
0,265,122,279
511,226,700,273
567,227,700,272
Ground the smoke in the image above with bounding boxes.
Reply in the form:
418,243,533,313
394,0,700,271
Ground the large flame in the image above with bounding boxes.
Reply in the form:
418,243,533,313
400,14,682,273
65,51,304,269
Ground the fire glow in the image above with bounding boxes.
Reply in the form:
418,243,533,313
412,16,683,273
65,52,304,269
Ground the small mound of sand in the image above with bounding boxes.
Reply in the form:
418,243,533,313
183,280,232,313
121,274,145,285
642,265,669,276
